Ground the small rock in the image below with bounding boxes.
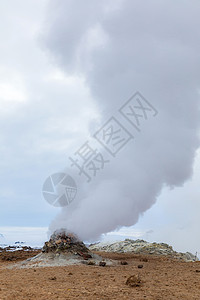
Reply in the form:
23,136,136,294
126,275,141,287
55,239,62,245
68,272,73,275
49,276,57,280
99,261,106,267
121,261,128,265
138,264,143,269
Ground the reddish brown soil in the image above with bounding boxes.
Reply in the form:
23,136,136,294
0,250,200,299
0,249,40,262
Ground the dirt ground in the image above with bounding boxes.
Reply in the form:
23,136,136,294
0,250,200,299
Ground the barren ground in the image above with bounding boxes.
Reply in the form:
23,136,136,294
0,250,200,299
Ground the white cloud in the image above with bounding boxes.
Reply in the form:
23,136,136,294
0,82,27,102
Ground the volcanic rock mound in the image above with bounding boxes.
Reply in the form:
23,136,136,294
42,230,92,259
89,239,198,262
12,229,115,269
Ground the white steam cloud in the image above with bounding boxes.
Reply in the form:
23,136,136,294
42,0,200,241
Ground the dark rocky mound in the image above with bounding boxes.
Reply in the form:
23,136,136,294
42,229,92,260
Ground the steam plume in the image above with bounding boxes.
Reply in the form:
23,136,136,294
42,0,200,241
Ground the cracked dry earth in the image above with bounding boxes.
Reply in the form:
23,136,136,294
0,250,200,299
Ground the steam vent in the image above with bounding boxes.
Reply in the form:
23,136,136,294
19,229,115,268
42,229,92,260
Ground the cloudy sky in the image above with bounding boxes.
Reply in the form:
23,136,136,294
0,0,200,254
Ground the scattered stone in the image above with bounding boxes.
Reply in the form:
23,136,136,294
121,261,128,265
195,270,200,273
49,276,57,280
138,264,143,269
126,275,141,287
99,261,106,267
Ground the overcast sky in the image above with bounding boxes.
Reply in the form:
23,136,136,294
0,0,200,254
